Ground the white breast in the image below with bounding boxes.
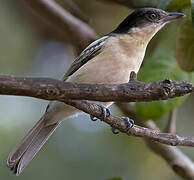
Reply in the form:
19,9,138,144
67,35,147,84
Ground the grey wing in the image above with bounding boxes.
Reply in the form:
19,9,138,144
46,36,110,112
63,36,109,80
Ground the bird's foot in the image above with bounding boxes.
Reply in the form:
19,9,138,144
111,117,134,135
111,127,119,134
122,117,134,129
90,115,98,121
90,104,110,121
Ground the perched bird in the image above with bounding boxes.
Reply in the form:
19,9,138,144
7,8,184,175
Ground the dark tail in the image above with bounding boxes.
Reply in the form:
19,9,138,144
7,115,59,175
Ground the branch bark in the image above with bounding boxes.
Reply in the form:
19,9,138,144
65,100,194,147
0,74,194,147
0,74,192,102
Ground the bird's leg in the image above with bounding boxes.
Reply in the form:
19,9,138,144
90,115,98,121
89,104,134,135
112,117,134,134
90,104,110,121
129,71,137,82
111,127,119,134
122,117,134,129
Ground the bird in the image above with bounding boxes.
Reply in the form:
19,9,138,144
7,8,184,175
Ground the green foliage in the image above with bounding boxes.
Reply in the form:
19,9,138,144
191,0,194,26
107,178,123,180
166,0,190,9
121,0,158,8
135,6,194,121
136,53,189,121
0,1,38,75
118,0,190,10
176,17,194,72
120,0,171,9
157,0,174,9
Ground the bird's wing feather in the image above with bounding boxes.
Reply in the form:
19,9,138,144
63,36,109,80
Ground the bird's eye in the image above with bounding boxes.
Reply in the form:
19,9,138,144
148,13,158,21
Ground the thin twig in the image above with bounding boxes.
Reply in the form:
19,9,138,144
64,100,194,147
165,109,177,134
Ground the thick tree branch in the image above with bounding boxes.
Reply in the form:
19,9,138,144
63,0,90,23
0,74,192,102
23,0,98,52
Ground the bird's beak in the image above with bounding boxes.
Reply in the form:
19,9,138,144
163,12,185,23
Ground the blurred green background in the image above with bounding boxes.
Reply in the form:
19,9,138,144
0,0,194,179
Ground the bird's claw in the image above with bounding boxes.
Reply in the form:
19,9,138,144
90,115,98,121
111,127,119,134
122,117,134,129
90,104,110,121
111,117,134,135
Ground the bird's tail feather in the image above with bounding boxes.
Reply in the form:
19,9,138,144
7,115,59,175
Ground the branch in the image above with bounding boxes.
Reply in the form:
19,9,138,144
0,74,192,102
165,109,177,134
64,100,194,147
145,121,194,179
62,0,90,23
0,73,194,147
116,103,194,179
23,0,98,51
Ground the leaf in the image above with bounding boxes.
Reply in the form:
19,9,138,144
176,18,194,72
157,0,173,10
112,0,160,9
166,0,190,10
191,0,194,26
136,53,189,121
110,0,190,10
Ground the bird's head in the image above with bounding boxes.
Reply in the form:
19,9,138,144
112,8,184,42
